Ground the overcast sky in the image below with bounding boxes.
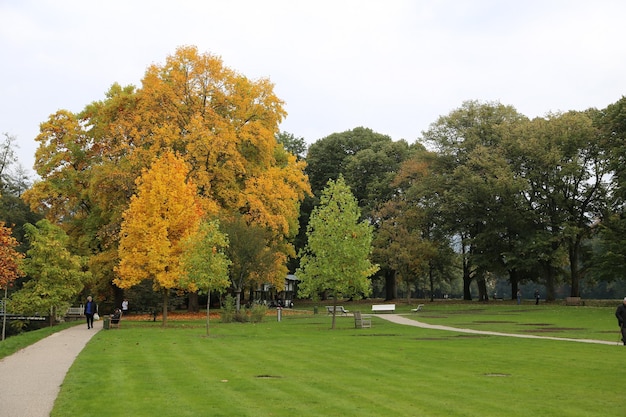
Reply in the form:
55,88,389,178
2,0,626,177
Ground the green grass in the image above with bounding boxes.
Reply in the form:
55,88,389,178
52,304,625,417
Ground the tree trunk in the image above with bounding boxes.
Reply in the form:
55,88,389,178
331,297,337,329
428,261,435,302
205,290,211,336
509,269,519,300
188,291,199,312
235,289,242,312
477,278,488,301
385,269,397,301
568,239,581,297
161,289,168,326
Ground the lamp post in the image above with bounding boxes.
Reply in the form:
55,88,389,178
2,285,7,341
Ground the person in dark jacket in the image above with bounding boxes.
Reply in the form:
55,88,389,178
615,297,626,345
84,296,96,329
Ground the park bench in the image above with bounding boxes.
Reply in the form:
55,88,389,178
325,306,349,316
371,304,395,313
354,311,372,329
65,306,84,320
411,304,424,313
110,309,122,329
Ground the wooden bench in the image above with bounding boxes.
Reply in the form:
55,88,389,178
109,309,122,329
325,306,349,316
354,311,372,329
411,304,424,313
565,297,583,306
371,304,395,313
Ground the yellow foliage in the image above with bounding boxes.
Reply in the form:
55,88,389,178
115,152,204,290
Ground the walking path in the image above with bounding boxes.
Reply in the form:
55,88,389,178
376,314,619,345
0,314,618,417
0,323,100,417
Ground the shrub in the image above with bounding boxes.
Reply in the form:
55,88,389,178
250,304,267,323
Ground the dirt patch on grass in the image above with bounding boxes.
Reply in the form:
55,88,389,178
473,320,516,324
521,327,585,332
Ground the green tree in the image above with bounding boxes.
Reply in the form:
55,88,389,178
180,219,231,335
422,100,528,300
276,131,307,160
508,111,609,298
221,215,279,311
297,176,378,329
10,219,90,317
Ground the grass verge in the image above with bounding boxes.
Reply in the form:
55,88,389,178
52,305,624,417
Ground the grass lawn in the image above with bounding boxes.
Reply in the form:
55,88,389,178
52,303,625,417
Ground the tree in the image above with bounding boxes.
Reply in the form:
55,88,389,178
304,127,415,297
508,111,609,298
221,215,283,311
10,220,90,318
276,131,307,160
422,100,528,300
297,176,378,329
0,221,24,340
115,152,204,325
180,220,231,335
24,47,309,308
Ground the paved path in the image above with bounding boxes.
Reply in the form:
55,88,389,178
375,314,619,345
0,324,100,417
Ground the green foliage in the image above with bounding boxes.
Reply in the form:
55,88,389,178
180,219,231,294
10,220,91,315
297,177,378,322
249,303,267,323
220,294,236,323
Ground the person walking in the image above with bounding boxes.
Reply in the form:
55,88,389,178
516,289,522,305
122,299,129,314
615,297,626,345
534,289,540,305
84,296,96,329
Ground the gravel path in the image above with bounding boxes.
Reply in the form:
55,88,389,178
0,323,100,417
376,314,619,345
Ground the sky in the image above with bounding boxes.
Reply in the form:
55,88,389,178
2,0,626,178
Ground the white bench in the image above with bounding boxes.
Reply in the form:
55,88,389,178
411,304,424,313
326,306,349,316
371,304,395,313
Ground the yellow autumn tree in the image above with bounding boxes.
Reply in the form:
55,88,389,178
115,151,204,325
24,46,310,308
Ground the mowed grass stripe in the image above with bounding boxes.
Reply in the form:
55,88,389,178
53,309,626,417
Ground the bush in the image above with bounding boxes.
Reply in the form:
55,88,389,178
250,304,267,323
220,295,236,323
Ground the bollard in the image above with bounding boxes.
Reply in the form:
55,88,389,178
103,317,110,330
277,307,282,322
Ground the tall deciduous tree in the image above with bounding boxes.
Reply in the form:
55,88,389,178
508,111,609,298
0,221,24,340
297,176,378,329
115,152,204,325
423,100,527,300
24,47,309,307
180,220,231,335
10,220,90,318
